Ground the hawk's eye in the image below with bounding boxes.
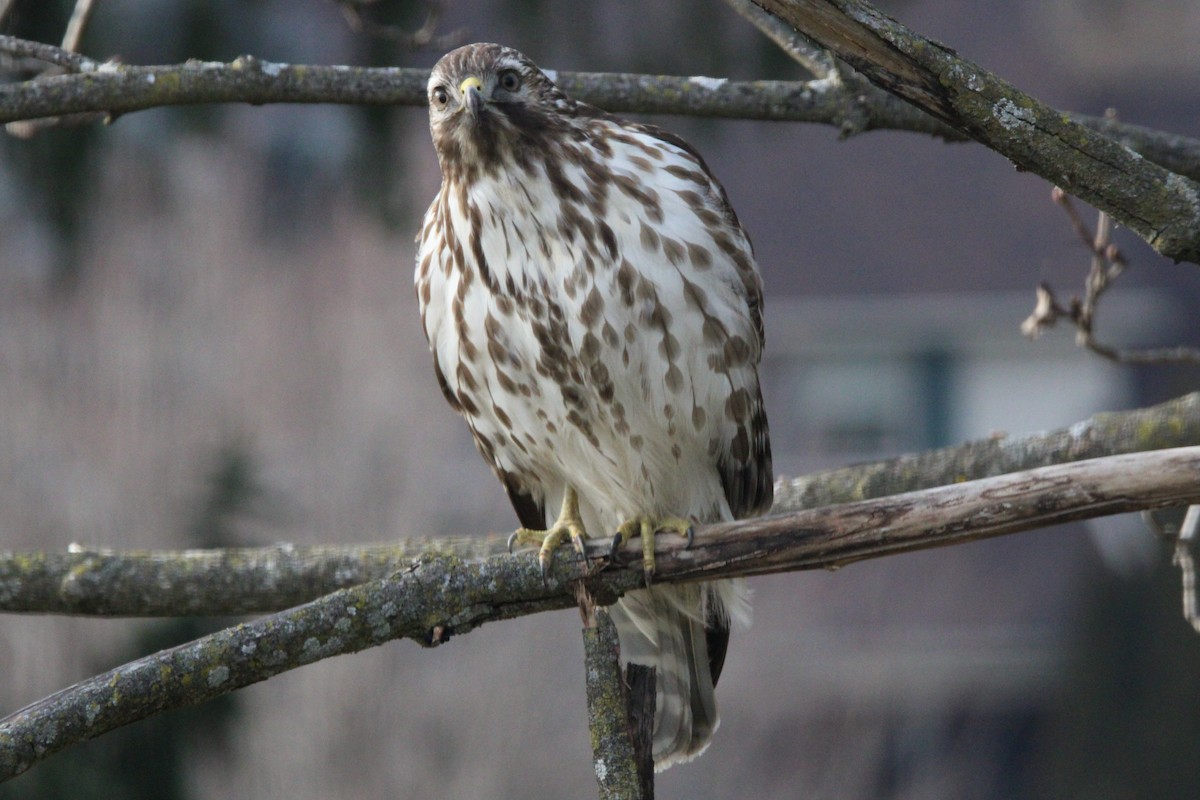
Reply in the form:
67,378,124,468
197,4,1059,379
432,86,449,107
498,70,522,92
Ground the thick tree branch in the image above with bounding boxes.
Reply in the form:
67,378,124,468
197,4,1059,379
0,537,509,616
0,550,607,783
775,392,1200,509
582,606,650,799
4,447,1200,782
4,393,1197,617
2,35,1200,182
753,0,1200,263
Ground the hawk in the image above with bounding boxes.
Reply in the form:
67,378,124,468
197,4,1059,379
415,43,772,770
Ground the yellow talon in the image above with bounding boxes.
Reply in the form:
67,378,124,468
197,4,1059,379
613,515,694,586
508,486,588,578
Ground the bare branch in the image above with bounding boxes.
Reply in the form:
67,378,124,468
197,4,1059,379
1,29,107,137
0,46,944,136
4,392,1198,616
0,536,510,616
61,0,100,53
0,37,98,71
5,0,105,137
1022,190,1200,364
3,447,1200,782
1,35,1198,182
582,607,650,799
752,0,1200,264
1091,115,1200,188
0,551,601,783
774,392,1200,510
725,0,952,141
723,0,834,78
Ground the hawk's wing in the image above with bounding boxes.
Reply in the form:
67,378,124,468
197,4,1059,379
622,119,773,521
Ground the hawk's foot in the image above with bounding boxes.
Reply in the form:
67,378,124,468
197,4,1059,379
611,515,695,586
507,486,588,579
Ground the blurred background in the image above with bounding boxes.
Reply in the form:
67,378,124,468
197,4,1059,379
2,1,1200,797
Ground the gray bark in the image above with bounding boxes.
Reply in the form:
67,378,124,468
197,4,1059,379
4,447,1200,782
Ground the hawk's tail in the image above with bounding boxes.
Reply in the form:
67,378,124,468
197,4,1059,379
608,578,751,771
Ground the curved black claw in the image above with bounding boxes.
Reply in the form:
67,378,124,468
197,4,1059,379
506,531,519,554
684,525,695,549
609,530,627,563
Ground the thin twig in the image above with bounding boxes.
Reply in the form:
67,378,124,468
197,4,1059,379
1022,189,1200,364
62,0,100,53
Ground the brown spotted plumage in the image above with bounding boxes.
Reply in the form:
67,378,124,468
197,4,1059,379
415,43,771,770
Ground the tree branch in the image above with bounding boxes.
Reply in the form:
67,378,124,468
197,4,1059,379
2,35,1200,181
753,0,1200,263
582,606,650,799
775,392,1200,509
61,0,99,55
724,0,836,78
4,446,1200,782
0,550,606,783
4,392,1197,617
0,37,98,71
0,537,510,616
1021,191,1200,364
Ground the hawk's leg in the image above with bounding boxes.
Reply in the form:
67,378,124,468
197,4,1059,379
507,485,589,578
612,515,695,586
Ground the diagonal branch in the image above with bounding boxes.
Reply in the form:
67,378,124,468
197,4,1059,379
4,446,1200,782
752,0,1200,264
724,0,836,78
3,392,1198,616
61,0,100,54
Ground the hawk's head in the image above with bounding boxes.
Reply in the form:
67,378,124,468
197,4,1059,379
426,43,575,177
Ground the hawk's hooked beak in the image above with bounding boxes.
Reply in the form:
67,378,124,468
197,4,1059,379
459,76,484,118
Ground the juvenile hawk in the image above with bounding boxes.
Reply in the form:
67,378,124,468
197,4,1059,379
415,43,772,770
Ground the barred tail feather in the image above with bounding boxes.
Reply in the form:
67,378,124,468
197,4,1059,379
609,578,751,770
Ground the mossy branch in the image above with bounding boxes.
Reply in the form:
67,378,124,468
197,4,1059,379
775,392,1200,509
4,446,1200,782
3,393,1198,616
582,606,651,799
